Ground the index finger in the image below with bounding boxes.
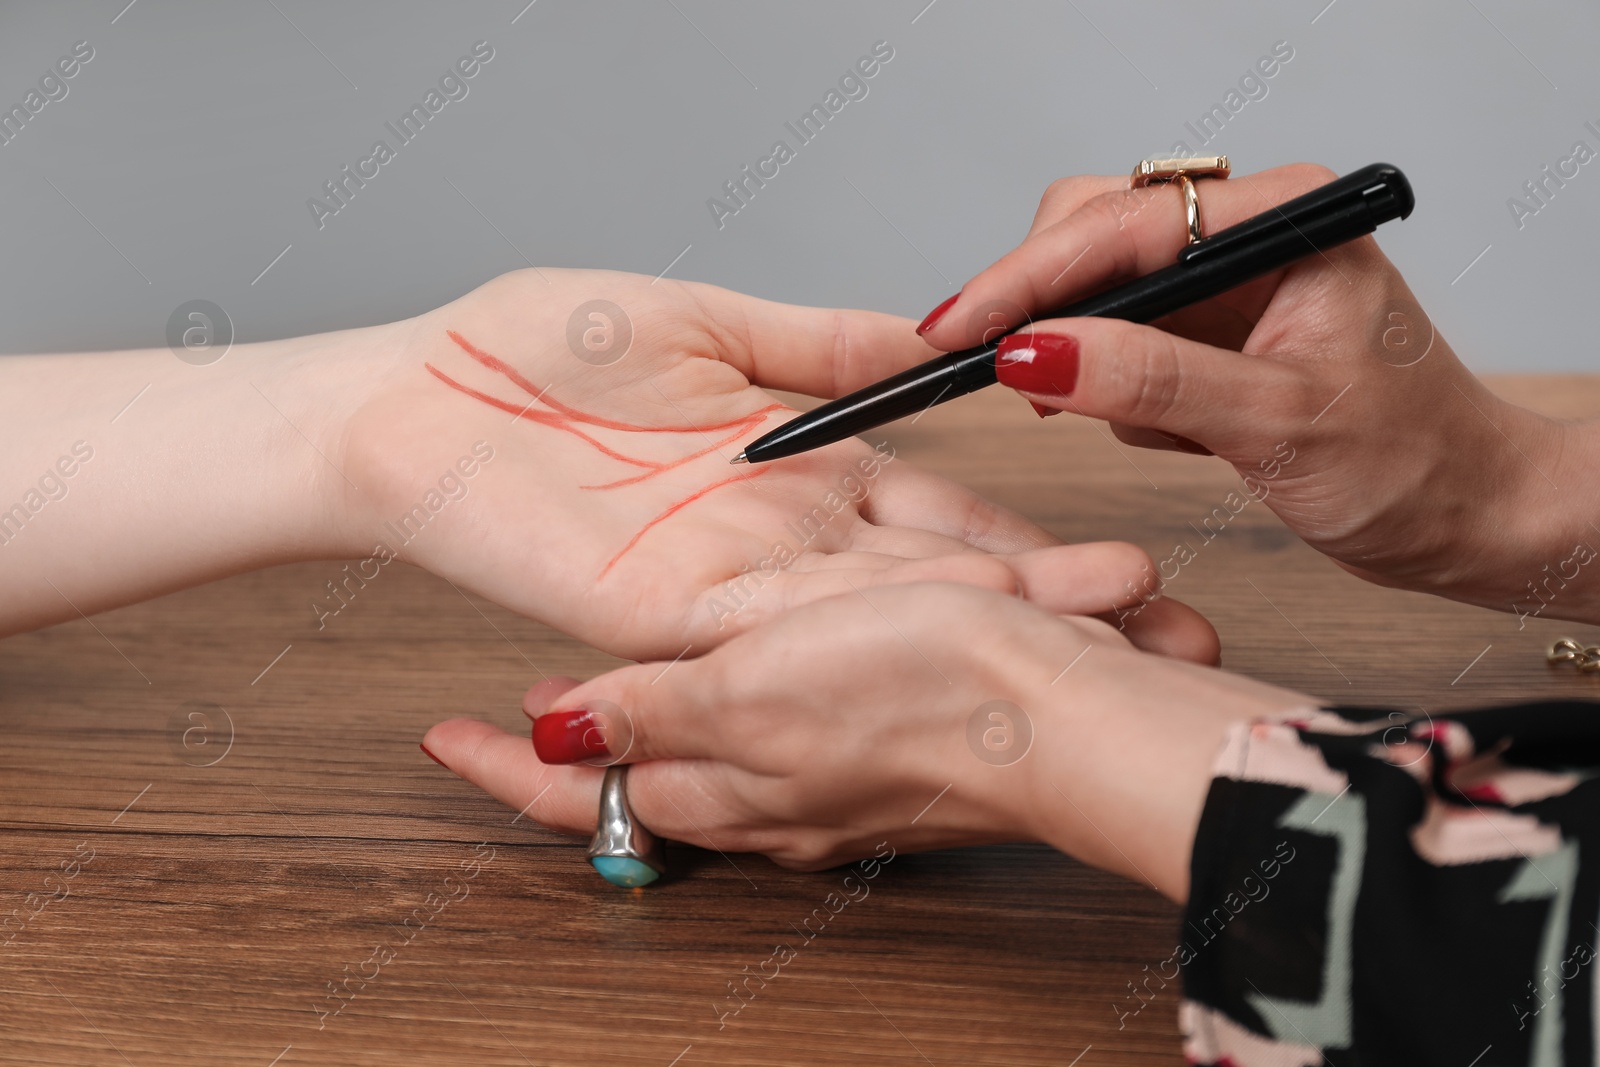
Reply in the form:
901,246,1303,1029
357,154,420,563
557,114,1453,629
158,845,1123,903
423,717,605,832
420,716,742,856
918,163,1342,352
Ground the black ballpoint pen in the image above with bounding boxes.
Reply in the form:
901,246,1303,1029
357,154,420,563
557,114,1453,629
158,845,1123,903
732,162,1414,465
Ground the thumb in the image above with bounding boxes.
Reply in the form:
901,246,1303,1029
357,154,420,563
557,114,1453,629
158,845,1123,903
995,318,1307,457
528,658,719,767
682,280,939,398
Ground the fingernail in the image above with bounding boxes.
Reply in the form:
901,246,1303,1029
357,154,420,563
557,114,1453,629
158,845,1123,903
420,742,446,767
532,708,611,765
1172,436,1212,455
1027,399,1064,419
996,332,1079,397
916,294,959,335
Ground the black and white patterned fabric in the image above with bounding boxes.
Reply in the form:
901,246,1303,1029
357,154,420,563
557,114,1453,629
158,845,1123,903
1181,702,1600,1066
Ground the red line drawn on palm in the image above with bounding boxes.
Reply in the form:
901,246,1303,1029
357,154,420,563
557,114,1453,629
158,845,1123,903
427,330,778,577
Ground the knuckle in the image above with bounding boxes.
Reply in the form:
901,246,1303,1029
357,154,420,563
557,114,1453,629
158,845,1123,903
774,836,841,871
952,497,1003,553
1071,613,1135,648
1038,174,1120,220
972,553,1022,597
1106,539,1156,579
829,308,851,396
1276,161,1339,195
1106,324,1184,425
928,550,1020,599
1078,191,1148,272
1040,175,1089,211
1279,368,1324,422
699,668,775,756
1082,188,1136,227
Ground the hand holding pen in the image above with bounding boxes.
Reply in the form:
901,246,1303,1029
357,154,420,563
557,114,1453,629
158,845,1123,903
905,162,1598,622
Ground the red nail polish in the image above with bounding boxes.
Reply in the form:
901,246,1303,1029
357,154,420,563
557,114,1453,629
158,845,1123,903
420,742,446,767
532,708,612,765
995,332,1079,398
1027,399,1063,419
916,294,959,335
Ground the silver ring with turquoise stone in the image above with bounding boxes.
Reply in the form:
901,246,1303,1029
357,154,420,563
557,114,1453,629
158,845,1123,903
587,764,666,887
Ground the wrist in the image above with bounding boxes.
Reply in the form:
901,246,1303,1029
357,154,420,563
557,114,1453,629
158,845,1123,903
248,318,413,560
1496,413,1600,625
1004,633,1310,903
1380,382,1596,623
1010,648,1209,902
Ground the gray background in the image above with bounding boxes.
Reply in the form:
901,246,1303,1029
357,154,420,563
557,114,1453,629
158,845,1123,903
1,0,1596,371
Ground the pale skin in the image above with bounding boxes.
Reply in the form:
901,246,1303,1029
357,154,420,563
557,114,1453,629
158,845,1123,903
428,164,1600,902
0,268,1216,659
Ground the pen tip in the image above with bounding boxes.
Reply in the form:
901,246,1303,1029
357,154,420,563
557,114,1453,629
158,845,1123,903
729,452,748,465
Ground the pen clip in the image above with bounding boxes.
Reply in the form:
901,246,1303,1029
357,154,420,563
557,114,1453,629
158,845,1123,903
1174,163,1410,268
1174,205,1301,267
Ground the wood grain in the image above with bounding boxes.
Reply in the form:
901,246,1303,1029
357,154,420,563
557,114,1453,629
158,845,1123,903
2,375,1597,1066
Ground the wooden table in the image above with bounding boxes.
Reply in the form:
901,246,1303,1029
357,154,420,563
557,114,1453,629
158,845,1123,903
4,377,1598,1066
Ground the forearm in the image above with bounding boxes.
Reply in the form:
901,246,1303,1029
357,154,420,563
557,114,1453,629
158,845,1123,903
0,326,390,635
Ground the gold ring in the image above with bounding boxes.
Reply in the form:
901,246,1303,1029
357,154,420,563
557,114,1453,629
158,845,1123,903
1130,156,1230,245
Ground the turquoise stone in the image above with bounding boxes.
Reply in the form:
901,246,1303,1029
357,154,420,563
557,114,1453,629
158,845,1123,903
591,855,661,888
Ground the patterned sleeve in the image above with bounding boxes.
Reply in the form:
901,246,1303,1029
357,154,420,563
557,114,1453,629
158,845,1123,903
1178,701,1600,1067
